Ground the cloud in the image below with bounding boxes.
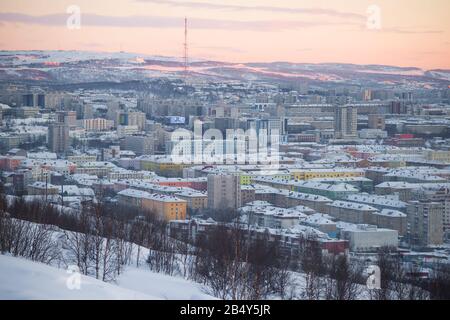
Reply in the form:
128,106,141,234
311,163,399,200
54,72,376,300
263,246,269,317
356,24,443,35
136,0,365,21
381,27,443,34
0,12,357,31
1,11,440,37
0,13,67,26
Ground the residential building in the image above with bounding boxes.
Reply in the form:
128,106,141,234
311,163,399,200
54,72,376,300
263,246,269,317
175,190,208,213
121,135,155,156
82,118,114,132
117,188,187,221
207,174,241,210
334,105,357,139
326,200,378,224
48,111,70,154
407,201,444,247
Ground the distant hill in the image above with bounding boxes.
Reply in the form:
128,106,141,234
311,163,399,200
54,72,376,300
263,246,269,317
0,50,449,88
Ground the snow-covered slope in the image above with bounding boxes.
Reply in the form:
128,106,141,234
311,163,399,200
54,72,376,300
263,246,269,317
0,255,154,300
0,50,448,88
117,267,215,300
0,254,213,300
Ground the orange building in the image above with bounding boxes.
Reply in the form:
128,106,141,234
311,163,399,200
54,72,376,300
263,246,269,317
0,156,24,171
117,188,187,221
142,193,187,221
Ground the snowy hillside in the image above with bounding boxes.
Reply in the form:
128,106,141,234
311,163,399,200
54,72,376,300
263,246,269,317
117,267,215,300
0,254,214,300
0,50,448,88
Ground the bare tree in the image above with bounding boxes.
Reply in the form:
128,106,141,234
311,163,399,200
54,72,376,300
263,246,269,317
300,239,324,300
102,215,117,282
91,202,105,280
427,263,450,300
62,207,94,276
323,255,363,300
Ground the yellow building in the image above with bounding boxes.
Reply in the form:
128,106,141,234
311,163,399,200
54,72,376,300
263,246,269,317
117,188,187,221
240,172,291,185
367,159,406,168
139,155,192,177
240,174,252,185
175,190,208,212
142,193,187,221
265,172,292,181
290,168,365,180
426,150,450,163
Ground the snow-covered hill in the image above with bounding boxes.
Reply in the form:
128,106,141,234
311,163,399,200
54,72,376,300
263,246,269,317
0,254,214,300
0,50,448,88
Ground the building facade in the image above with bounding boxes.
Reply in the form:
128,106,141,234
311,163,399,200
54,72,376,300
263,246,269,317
207,174,241,210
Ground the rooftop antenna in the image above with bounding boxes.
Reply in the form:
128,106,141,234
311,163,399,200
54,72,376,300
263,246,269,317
183,17,189,79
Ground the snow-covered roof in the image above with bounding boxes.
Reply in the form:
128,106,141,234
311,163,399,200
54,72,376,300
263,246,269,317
175,190,207,198
295,180,359,192
118,188,186,203
27,152,57,160
304,213,336,226
240,204,306,218
375,209,407,218
117,188,151,199
289,205,315,214
285,224,328,239
328,200,378,212
245,200,273,207
346,193,407,209
287,191,332,202
28,181,58,189
78,161,117,168
336,221,396,233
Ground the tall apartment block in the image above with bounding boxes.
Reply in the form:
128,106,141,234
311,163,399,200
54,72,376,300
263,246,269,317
48,111,70,154
407,201,444,247
207,174,241,210
334,105,358,139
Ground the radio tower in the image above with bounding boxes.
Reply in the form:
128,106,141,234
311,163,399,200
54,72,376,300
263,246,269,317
183,17,189,78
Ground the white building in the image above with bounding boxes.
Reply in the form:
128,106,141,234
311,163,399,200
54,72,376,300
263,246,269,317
338,223,398,252
359,129,388,139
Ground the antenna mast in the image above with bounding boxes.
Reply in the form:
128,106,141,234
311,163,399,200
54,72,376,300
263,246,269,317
183,17,189,77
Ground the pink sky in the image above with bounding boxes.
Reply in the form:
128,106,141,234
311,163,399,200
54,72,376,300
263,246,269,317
0,0,449,69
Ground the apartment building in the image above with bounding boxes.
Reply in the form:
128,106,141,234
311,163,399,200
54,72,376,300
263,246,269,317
117,188,187,221
326,200,378,225
407,201,444,247
289,168,365,181
142,193,187,221
175,190,208,213
207,174,241,210
371,209,407,236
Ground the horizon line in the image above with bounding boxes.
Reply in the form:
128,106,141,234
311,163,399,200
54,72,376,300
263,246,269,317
1,49,449,71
